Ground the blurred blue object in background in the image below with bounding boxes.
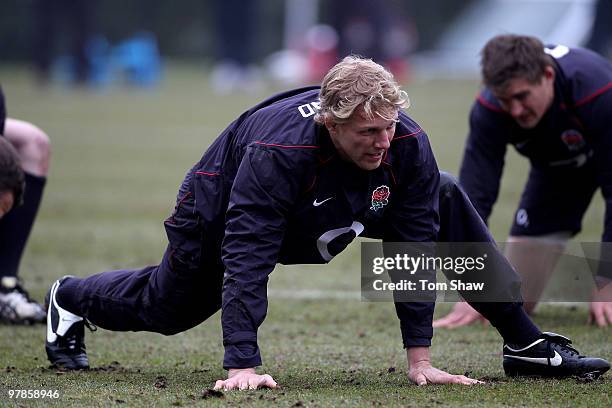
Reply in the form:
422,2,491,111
51,31,161,89
87,35,113,87
111,31,162,88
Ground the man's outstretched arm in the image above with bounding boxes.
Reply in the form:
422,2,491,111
581,88,612,327
218,144,313,386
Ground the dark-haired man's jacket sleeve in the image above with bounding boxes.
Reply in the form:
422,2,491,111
459,102,508,223
582,90,612,244
384,133,440,348
221,144,307,369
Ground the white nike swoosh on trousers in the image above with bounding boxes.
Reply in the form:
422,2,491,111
313,197,333,207
504,351,563,366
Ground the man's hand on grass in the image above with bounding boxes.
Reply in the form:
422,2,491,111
588,283,612,327
432,301,489,329
214,368,278,391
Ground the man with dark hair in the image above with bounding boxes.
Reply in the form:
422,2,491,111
0,87,50,324
434,34,612,329
44,56,608,388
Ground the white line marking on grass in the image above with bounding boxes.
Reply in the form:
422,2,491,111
268,289,360,300
268,289,588,307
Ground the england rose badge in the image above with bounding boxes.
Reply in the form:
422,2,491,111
370,185,390,211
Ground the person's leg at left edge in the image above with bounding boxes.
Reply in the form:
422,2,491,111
0,118,50,324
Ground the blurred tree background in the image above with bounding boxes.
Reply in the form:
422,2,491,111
0,0,473,62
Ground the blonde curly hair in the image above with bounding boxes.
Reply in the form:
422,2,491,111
314,56,409,124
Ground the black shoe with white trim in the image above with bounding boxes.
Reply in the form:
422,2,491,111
503,332,610,380
45,277,94,370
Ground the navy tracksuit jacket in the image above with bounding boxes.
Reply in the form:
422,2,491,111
186,87,439,368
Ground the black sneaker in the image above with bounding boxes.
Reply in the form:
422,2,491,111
0,276,46,324
45,277,94,370
503,332,610,380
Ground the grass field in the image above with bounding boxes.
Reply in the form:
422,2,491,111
0,64,610,407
